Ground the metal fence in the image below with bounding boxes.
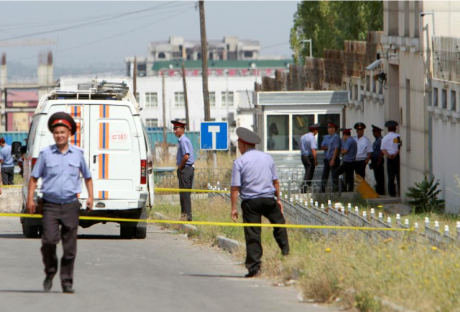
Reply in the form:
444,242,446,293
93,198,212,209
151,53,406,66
207,183,460,249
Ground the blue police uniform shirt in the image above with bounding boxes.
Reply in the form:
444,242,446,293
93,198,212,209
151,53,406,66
300,132,317,156
372,136,382,159
321,134,330,150
231,149,277,200
31,144,92,204
0,144,14,168
342,137,357,163
325,133,341,160
176,134,195,166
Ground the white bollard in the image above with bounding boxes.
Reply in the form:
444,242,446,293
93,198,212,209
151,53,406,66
434,221,439,231
315,201,319,209
285,194,288,200
328,200,332,209
290,197,294,204
405,219,409,227
363,211,367,219
370,208,375,218
304,200,309,209
217,181,221,190
415,223,419,231
396,214,400,223
320,203,325,211
224,188,227,192
425,217,430,228
445,225,450,236
347,203,352,211
387,217,392,226
310,198,314,209
355,206,359,214
378,212,383,222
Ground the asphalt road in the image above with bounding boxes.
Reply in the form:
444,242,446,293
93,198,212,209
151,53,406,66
0,217,335,312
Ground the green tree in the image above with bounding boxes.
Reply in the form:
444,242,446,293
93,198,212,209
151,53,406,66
290,1,383,63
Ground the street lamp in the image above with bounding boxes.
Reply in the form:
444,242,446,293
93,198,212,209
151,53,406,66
300,39,313,58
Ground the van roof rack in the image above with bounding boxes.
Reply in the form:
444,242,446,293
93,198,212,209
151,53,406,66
38,78,140,113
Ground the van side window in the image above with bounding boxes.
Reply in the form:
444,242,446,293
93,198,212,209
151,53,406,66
26,121,37,152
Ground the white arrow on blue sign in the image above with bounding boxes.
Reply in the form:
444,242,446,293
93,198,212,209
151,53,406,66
200,122,228,150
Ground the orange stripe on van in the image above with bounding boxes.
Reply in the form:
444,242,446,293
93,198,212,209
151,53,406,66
99,105,110,118
98,154,109,179
98,191,109,199
71,122,81,147
70,105,82,118
99,123,110,149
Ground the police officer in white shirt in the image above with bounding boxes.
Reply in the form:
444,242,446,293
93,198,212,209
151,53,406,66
353,122,373,179
381,120,401,197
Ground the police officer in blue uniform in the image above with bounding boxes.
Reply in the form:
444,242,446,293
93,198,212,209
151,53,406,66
27,112,93,294
333,128,357,192
300,123,320,193
172,120,195,221
0,137,15,185
370,125,385,195
231,127,289,278
321,121,341,192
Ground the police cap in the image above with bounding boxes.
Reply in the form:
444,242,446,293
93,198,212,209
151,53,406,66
384,120,399,128
340,128,352,135
48,112,77,136
171,120,187,128
327,120,338,129
354,122,366,130
308,123,321,130
236,127,261,145
371,124,383,132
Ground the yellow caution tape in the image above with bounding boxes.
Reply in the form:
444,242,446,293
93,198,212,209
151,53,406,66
1,185,23,188
155,188,230,194
0,213,413,231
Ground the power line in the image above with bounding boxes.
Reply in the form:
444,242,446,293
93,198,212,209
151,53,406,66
260,42,290,50
0,1,180,42
7,7,193,65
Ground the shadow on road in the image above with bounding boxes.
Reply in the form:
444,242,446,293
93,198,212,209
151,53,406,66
0,233,26,239
0,290,61,294
77,234,122,240
184,273,245,279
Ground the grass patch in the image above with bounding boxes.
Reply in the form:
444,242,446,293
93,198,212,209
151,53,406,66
151,196,460,311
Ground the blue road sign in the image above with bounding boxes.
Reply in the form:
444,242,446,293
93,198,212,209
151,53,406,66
200,122,228,150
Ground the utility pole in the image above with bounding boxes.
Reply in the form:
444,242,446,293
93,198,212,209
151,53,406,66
182,63,190,131
162,72,167,143
133,56,137,97
199,1,210,121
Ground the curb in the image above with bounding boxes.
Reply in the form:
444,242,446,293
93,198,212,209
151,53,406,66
216,235,240,253
153,212,198,235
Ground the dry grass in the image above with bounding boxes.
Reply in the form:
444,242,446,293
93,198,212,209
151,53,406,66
154,147,234,169
151,196,460,312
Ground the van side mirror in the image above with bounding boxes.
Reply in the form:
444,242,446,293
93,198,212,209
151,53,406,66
11,141,22,157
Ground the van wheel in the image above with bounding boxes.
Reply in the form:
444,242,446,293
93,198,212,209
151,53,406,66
23,224,40,238
120,224,134,239
134,225,147,239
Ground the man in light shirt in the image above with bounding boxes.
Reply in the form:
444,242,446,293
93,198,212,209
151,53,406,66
353,122,373,179
381,120,401,197
300,123,320,193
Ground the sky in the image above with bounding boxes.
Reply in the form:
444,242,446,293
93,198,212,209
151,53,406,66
0,1,299,70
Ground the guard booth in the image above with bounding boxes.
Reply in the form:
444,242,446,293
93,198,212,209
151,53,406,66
254,91,349,192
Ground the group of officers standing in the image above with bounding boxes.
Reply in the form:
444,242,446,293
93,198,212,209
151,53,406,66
300,120,401,196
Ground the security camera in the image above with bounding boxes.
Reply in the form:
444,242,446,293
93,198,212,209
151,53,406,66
366,59,382,71
420,13,425,17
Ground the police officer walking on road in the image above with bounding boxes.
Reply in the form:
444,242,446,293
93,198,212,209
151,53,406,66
321,121,341,192
370,125,385,195
172,120,195,221
333,128,357,192
381,120,401,197
300,123,320,193
26,112,93,294
230,127,289,278
0,138,15,185
353,122,372,179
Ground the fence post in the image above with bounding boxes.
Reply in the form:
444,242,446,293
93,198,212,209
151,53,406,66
288,178,292,201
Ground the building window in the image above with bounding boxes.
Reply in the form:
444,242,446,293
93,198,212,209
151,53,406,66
366,75,370,92
354,84,358,100
292,115,315,151
172,52,181,59
442,89,447,109
221,91,234,106
158,52,166,59
267,115,289,151
209,92,216,107
451,90,457,111
175,92,185,107
317,114,340,147
244,51,254,58
145,118,158,129
406,79,411,152
145,93,158,108
433,87,438,106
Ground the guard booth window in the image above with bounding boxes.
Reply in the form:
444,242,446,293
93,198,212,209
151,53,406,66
267,115,289,151
292,115,314,150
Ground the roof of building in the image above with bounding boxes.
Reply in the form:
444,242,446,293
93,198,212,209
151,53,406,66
257,91,349,106
152,59,293,71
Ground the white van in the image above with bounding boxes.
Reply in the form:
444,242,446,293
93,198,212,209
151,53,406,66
20,79,154,239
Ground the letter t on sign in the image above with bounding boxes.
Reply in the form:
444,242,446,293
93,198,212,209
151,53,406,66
208,126,220,149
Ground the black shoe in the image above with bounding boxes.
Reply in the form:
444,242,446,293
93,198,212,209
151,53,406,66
245,270,260,278
43,275,53,292
62,286,75,294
